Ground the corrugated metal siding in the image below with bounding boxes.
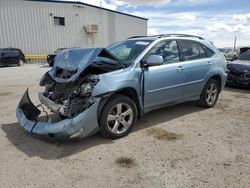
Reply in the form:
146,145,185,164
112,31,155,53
115,14,147,41
0,0,147,55
108,12,116,44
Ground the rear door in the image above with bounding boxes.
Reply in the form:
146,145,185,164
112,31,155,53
143,40,186,112
178,40,214,98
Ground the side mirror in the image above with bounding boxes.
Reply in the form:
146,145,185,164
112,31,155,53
144,55,163,67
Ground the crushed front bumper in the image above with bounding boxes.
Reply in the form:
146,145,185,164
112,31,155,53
38,92,69,116
16,89,100,140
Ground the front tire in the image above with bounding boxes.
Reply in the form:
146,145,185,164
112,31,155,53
99,95,138,139
198,79,220,108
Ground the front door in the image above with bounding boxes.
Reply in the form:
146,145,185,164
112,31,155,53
143,40,185,112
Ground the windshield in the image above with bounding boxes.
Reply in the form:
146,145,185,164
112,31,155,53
107,40,152,66
238,50,250,61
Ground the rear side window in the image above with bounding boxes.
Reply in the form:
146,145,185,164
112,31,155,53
179,40,215,60
179,40,200,60
198,44,207,58
200,43,215,58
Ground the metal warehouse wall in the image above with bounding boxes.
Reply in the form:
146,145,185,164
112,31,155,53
0,0,147,55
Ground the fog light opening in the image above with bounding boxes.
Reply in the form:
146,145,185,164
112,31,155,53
70,128,84,139
48,133,55,138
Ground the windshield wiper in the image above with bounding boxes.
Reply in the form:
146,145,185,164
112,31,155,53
94,60,125,68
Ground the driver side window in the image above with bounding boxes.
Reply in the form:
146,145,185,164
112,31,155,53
147,40,180,64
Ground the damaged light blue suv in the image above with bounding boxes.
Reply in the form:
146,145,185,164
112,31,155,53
16,34,227,140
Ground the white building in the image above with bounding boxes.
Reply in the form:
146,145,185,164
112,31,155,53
0,0,148,55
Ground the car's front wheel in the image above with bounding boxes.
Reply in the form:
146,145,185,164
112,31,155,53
198,79,220,108
99,95,137,139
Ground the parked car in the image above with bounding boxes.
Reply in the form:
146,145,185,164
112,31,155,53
47,48,68,66
16,34,227,140
0,48,25,67
219,48,238,61
226,50,250,87
239,47,250,55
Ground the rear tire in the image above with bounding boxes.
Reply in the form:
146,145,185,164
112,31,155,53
18,59,24,66
99,95,137,139
198,79,220,108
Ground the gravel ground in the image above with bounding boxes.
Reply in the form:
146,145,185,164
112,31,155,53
0,64,249,188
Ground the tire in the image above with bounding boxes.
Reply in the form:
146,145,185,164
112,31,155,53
48,61,54,67
18,59,24,66
99,95,138,139
198,79,220,108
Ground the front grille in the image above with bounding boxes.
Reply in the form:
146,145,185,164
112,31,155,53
230,72,244,77
244,73,250,80
56,68,77,79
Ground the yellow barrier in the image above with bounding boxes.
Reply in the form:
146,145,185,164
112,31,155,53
25,55,47,59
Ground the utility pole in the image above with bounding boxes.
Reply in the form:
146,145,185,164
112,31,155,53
233,36,237,50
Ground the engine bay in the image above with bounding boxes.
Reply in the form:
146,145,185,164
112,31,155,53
39,60,122,117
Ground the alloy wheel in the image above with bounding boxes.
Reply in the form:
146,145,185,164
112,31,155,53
206,83,218,106
106,103,134,135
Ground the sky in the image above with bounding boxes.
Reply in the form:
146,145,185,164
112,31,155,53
68,0,250,48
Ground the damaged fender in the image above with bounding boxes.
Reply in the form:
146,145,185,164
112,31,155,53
16,89,101,140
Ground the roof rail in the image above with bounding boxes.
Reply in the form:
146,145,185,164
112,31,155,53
128,34,204,40
160,34,204,40
128,36,147,39
128,35,164,39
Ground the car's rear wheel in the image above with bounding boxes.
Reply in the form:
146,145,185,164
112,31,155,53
99,95,137,139
198,79,220,108
18,59,24,66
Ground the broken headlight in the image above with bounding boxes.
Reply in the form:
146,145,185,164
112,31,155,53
40,72,53,87
80,83,93,97
80,75,100,97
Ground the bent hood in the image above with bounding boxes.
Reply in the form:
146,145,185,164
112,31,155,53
49,48,102,83
227,60,250,73
48,48,121,83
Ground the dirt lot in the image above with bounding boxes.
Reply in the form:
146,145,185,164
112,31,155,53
0,64,249,188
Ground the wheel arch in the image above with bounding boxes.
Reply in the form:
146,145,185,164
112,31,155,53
209,75,222,92
97,87,142,121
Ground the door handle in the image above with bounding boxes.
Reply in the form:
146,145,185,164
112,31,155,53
206,61,212,65
177,66,184,71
